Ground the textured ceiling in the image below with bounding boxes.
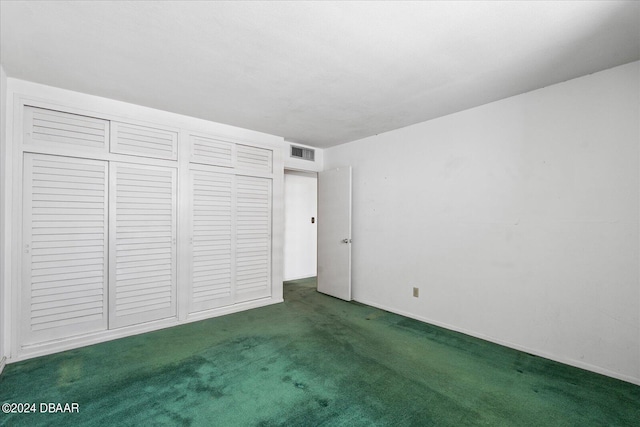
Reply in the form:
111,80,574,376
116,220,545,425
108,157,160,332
1,1,639,148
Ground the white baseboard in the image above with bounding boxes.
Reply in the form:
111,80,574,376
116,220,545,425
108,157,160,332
283,275,317,282
185,296,282,323
10,297,283,364
355,297,640,386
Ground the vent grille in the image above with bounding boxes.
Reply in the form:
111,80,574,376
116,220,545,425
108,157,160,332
291,145,315,161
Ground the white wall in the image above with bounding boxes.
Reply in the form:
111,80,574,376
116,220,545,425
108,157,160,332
0,65,7,371
324,61,640,384
284,170,317,280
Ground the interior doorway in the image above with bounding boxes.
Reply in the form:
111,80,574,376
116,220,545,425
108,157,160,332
283,170,318,281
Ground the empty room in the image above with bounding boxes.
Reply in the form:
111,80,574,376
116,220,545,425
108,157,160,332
0,1,639,426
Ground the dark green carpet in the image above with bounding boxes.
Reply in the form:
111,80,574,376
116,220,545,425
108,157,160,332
1,278,638,426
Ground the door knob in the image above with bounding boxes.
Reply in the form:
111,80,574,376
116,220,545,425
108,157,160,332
342,238,351,244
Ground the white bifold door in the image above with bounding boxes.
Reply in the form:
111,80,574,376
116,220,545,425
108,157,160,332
188,166,272,313
235,175,272,302
22,153,109,345
109,163,177,328
189,169,234,311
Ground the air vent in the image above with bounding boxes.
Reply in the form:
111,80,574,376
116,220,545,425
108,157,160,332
290,145,315,161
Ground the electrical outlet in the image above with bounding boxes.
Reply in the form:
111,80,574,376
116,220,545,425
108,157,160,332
412,287,419,298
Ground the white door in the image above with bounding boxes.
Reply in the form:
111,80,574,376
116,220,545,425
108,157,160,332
234,175,272,302
109,162,177,328
188,167,234,312
22,153,109,345
317,166,352,300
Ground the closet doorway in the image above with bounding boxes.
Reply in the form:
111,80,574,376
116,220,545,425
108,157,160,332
283,170,317,281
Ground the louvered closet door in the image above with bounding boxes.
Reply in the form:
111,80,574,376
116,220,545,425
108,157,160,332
24,106,109,153
235,175,272,302
111,122,178,160
22,154,108,345
109,163,177,328
189,169,234,312
236,145,272,173
190,135,234,168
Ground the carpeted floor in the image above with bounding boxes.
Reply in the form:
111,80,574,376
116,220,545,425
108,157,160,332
1,277,638,426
